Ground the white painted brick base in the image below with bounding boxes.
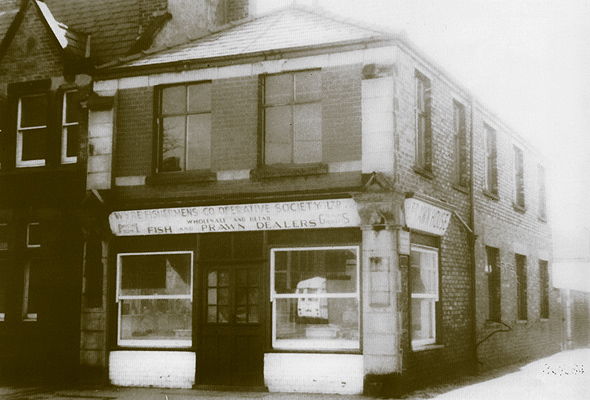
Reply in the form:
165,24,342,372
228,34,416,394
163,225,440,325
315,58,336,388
109,351,195,388
264,353,364,394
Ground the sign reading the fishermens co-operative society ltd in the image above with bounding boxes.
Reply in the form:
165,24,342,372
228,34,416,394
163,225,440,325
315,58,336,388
404,198,452,236
109,199,360,236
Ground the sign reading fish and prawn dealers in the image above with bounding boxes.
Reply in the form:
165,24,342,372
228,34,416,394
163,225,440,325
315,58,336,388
109,199,360,236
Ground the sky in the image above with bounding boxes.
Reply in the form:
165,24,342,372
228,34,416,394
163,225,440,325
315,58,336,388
257,0,590,238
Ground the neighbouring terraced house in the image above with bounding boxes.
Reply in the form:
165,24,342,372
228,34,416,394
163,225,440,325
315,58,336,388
0,0,562,396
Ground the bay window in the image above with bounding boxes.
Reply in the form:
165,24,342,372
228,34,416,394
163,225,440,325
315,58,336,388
117,252,193,348
270,246,360,350
410,245,439,348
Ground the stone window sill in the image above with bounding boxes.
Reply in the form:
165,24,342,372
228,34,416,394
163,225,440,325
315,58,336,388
146,170,217,185
251,163,328,180
516,319,528,324
412,343,444,352
512,202,526,214
453,183,469,195
483,190,500,201
413,166,434,180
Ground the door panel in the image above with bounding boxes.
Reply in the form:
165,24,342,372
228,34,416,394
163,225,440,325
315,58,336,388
197,263,263,386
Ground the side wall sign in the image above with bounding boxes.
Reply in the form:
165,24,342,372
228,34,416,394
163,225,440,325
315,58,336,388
109,199,360,236
404,198,452,236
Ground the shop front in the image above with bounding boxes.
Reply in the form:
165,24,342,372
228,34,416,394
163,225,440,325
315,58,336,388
107,198,364,392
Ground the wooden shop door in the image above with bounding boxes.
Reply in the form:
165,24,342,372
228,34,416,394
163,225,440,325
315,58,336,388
197,262,264,387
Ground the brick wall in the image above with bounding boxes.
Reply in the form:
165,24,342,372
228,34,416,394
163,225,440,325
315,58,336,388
112,64,363,203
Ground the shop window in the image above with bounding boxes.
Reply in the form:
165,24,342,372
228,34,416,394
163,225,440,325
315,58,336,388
539,260,549,319
22,259,41,321
486,246,501,322
263,70,322,165
61,90,80,164
516,254,527,321
453,100,467,186
415,71,432,171
513,145,525,208
538,164,547,219
0,223,7,251
410,245,439,348
17,94,48,168
117,252,193,348
270,246,359,351
156,82,211,173
484,124,498,196
27,223,41,248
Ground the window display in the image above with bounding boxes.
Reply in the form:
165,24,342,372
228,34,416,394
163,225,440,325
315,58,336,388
117,252,193,347
271,247,360,350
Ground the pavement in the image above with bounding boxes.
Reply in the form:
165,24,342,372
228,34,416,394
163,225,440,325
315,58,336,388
1,349,588,400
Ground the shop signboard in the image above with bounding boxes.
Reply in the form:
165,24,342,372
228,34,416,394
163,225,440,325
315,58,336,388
404,198,452,236
109,199,360,236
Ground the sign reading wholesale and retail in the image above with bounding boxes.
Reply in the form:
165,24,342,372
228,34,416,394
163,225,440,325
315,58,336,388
404,198,452,236
109,199,360,236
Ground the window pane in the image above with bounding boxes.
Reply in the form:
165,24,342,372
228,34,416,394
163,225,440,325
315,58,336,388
0,224,8,251
162,85,186,114
410,249,437,295
20,96,47,128
411,297,435,341
21,128,46,161
161,116,186,172
265,105,293,164
293,104,321,142
273,249,358,294
295,70,321,102
27,223,42,247
186,113,211,170
188,83,211,113
293,140,322,164
66,125,79,158
265,74,293,105
65,91,79,123
274,298,359,349
119,298,191,345
120,253,191,296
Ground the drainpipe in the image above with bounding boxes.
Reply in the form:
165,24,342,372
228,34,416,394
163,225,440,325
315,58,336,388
469,98,478,372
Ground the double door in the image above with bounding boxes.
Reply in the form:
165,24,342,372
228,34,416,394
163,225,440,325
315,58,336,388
197,261,264,387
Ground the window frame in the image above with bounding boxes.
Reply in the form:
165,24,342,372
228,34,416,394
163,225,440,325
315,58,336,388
410,244,439,349
26,222,41,248
269,245,361,351
539,260,549,319
61,90,79,164
513,145,525,208
16,94,48,168
485,246,501,322
262,69,323,166
538,164,547,219
453,100,466,186
116,251,194,348
414,71,432,171
515,254,528,321
484,124,498,195
155,81,212,173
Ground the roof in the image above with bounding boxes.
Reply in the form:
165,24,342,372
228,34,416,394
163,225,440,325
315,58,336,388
45,0,140,63
101,6,395,71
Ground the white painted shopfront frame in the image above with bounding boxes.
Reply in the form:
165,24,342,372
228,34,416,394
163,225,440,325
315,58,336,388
116,251,194,348
270,245,361,351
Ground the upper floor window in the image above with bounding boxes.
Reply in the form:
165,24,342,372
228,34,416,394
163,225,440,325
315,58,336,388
17,94,48,168
415,71,432,171
156,82,212,173
538,164,547,219
539,260,549,319
61,91,79,164
263,70,322,165
513,145,525,208
453,101,467,186
484,124,498,195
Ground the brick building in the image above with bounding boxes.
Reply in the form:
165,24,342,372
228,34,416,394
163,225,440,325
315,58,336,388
1,1,561,395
